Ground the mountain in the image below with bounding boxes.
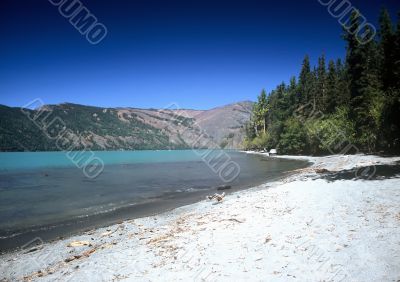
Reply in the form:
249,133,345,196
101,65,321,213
0,101,253,152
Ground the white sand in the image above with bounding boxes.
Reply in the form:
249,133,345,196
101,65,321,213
1,154,400,281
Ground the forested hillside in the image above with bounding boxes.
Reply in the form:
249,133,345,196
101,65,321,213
244,8,400,155
0,102,252,152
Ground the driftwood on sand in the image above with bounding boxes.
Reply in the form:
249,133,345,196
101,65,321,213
207,192,226,202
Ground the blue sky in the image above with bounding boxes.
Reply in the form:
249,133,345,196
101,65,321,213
1,0,399,110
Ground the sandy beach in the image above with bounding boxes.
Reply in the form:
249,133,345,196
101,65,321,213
1,154,400,281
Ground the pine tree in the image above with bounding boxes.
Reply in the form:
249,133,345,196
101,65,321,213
379,8,396,90
394,11,400,88
276,82,290,120
335,58,350,106
358,25,383,151
344,11,365,123
310,67,319,112
316,54,327,112
325,60,339,113
244,6,399,154
288,76,298,111
344,10,381,150
380,11,400,152
254,89,269,134
298,55,312,106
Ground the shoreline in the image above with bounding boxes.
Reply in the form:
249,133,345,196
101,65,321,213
1,154,399,281
0,153,309,253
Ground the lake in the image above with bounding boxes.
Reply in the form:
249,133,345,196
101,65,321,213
0,150,309,251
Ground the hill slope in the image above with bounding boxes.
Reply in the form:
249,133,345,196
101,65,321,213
0,102,253,152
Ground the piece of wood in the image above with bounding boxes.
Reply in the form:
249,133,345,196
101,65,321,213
67,241,90,247
217,185,232,191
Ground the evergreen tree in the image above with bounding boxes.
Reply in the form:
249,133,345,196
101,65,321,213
345,10,364,109
380,11,400,152
244,6,399,154
379,8,396,90
276,82,290,121
316,54,327,112
254,89,269,134
325,60,339,113
394,11,400,88
335,58,350,106
298,55,312,107
358,25,383,151
288,76,298,111
344,10,370,148
310,67,319,112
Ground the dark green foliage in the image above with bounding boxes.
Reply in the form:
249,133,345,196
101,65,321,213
395,11,400,88
0,105,53,151
379,8,396,90
378,9,400,152
253,89,268,134
298,55,312,106
0,103,185,151
324,60,339,113
244,7,400,155
345,10,365,124
335,59,351,106
316,54,327,112
278,118,307,154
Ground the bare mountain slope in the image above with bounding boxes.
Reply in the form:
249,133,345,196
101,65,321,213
194,101,254,148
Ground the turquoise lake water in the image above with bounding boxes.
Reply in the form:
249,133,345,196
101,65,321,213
0,150,211,171
0,150,309,250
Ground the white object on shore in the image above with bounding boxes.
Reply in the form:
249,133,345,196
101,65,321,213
269,149,277,155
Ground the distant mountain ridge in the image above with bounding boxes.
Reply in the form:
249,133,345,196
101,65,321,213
0,101,253,152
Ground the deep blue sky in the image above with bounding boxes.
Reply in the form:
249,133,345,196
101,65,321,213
1,0,399,110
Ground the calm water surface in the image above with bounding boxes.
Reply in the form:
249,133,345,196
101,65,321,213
0,150,309,251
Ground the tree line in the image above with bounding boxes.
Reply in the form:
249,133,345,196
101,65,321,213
244,8,400,155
